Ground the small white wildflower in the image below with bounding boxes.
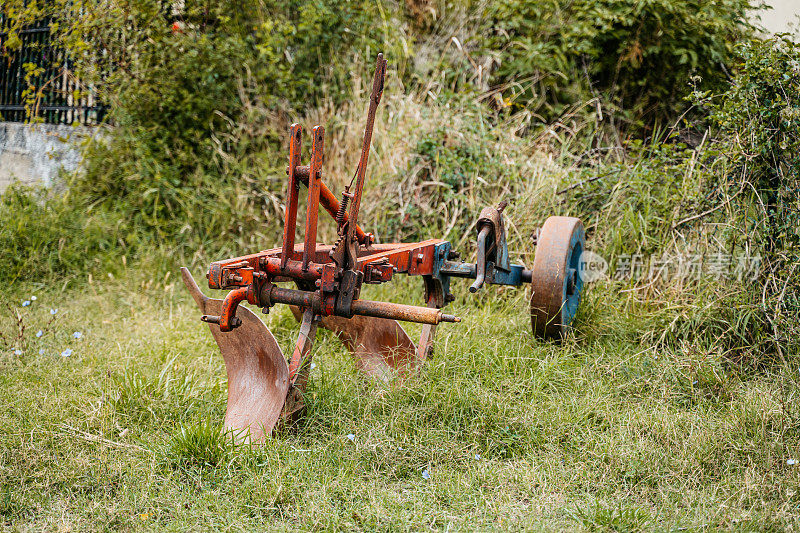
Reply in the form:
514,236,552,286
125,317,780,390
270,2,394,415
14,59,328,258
50,308,58,315
61,348,72,357
38,349,45,355
73,331,83,339
788,459,797,466
310,362,316,370
692,380,698,385
30,296,37,301
346,433,355,442
475,454,481,460
22,300,30,307
422,469,430,480
36,330,43,338
14,349,22,356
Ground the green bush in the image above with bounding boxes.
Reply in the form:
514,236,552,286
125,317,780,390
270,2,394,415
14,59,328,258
710,37,800,254
563,36,800,361
483,0,755,128
58,0,408,252
709,37,800,355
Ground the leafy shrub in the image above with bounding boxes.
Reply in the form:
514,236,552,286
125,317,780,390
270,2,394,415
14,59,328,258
483,0,755,128
709,37,800,355
565,36,800,361
57,0,406,254
711,37,800,253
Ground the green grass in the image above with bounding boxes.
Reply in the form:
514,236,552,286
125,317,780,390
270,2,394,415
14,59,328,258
2,272,799,531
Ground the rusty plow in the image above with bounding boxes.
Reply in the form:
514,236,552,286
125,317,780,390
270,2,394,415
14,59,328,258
182,54,586,442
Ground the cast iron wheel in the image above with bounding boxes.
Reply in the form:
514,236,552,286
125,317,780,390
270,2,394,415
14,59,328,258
529,216,585,339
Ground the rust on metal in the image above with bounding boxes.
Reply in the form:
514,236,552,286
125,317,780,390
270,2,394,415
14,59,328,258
289,306,418,380
302,126,325,271
343,54,387,259
529,216,585,339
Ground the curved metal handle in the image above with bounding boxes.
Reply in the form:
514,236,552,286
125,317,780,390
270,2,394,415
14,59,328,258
470,226,491,293
205,287,248,332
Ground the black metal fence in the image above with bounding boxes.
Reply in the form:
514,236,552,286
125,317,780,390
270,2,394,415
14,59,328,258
0,15,106,125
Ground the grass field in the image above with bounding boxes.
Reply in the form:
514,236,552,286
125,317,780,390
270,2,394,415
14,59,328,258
0,3,796,529
2,268,798,531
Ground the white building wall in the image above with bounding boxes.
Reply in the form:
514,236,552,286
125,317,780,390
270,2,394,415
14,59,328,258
755,0,800,36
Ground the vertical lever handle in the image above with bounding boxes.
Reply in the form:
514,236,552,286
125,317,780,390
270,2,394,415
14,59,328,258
343,54,387,265
470,226,491,293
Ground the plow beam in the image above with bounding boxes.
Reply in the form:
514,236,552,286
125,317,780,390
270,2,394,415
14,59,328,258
261,285,460,325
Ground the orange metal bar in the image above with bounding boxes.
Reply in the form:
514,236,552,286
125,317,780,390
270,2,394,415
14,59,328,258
281,124,302,269
293,166,371,245
302,126,324,271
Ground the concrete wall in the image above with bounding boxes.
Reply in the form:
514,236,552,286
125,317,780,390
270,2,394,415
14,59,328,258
0,122,93,192
756,0,800,36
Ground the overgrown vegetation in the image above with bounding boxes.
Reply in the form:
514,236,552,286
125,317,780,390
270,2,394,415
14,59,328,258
2,0,799,529
0,186,121,281
0,0,760,261
484,0,756,128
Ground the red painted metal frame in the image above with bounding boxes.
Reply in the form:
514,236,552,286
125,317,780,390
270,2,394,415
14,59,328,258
205,53,458,335
302,126,324,271
208,241,443,291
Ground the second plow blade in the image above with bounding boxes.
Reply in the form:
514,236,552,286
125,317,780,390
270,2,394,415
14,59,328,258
181,268,289,443
290,307,417,380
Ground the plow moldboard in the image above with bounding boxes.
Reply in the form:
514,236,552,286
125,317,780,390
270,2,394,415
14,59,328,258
181,267,289,442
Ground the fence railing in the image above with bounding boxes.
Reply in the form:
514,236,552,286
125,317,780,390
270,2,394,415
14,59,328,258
0,16,106,125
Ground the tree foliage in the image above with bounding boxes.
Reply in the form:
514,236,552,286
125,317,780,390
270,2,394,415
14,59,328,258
483,0,755,128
